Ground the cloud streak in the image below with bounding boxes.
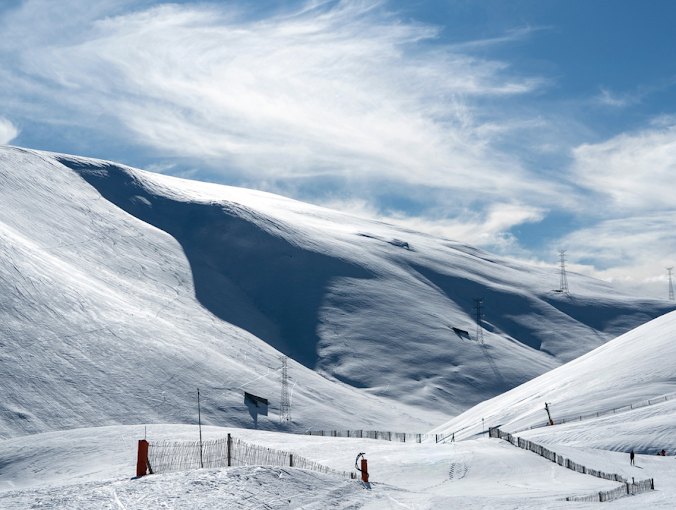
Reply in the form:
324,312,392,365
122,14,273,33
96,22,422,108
1,0,554,201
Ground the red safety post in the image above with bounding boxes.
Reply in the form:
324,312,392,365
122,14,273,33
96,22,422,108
361,459,368,483
137,439,149,477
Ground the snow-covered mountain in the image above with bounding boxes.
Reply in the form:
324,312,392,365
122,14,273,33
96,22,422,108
0,145,673,438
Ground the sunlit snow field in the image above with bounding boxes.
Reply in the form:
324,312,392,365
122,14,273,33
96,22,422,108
0,424,674,509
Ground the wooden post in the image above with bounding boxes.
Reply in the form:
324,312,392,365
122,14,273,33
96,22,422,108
197,389,204,469
227,433,232,467
361,459,368,482
290,454,293,467
136,440,149,477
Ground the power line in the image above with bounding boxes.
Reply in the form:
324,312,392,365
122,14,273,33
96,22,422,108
667,267,674,301
559,250,569,294
280,355,291,423
472,298,484,345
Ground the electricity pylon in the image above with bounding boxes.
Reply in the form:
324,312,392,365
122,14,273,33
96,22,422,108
472,298,484,345
280,355,291,423
559,250,569,294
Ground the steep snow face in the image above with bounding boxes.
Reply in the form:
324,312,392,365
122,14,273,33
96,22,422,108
435,309,676,449
0,146,435,437
0,145,673,437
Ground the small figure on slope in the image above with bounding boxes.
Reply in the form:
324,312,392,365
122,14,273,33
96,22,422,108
630,450,635,466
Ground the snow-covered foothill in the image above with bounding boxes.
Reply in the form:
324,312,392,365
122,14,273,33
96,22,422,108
435,308,676,454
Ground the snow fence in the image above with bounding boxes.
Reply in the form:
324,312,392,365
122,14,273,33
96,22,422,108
488,427,654,502
304,430,432,443
144,434,357,480
511,391,676,436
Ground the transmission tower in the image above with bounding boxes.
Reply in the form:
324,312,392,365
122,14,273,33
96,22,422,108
280,355,291,423
668,267,674,301
559,250,569,294
472,298,484,345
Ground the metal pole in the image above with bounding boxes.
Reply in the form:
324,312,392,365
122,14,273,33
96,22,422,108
198,388,204,468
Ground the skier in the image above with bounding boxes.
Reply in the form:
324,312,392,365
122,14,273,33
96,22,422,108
662,450,666,456
630,450,635,466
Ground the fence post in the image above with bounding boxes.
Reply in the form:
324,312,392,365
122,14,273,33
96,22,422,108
290,454,293,467
136,439,149,477
227,434,232,467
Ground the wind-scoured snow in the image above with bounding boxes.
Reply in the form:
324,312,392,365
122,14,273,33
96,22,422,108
0,145,674,438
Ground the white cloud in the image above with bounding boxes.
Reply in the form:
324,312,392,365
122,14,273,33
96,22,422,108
319,197,547,250
0,0,556,204
571,122,676,211
0,117,19,144
595,87,639,108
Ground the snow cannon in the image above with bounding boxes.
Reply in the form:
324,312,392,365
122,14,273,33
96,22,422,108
355,452,369,483
544,402,554,426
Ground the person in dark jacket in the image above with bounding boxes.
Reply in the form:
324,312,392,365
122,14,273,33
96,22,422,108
630,450,635,466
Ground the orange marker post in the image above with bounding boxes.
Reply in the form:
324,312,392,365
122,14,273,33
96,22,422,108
136,439,149,477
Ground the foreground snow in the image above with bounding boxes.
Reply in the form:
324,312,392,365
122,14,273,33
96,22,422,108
3,424,671,509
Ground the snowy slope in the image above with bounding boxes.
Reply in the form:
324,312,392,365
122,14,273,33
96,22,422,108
0,145,674,438
435,308,676,451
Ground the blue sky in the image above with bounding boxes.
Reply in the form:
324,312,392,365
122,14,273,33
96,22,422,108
1,0,675,297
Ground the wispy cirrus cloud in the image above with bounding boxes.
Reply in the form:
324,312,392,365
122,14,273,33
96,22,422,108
0,0,554,203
